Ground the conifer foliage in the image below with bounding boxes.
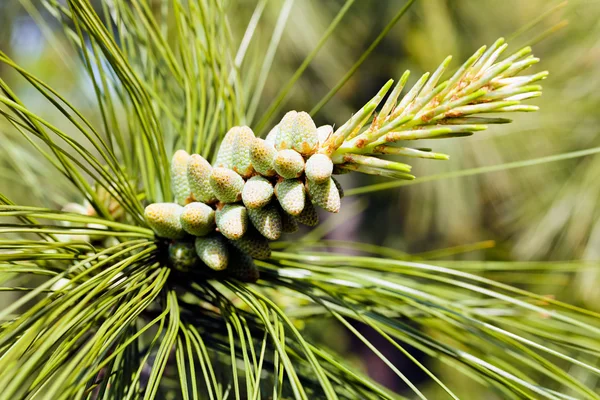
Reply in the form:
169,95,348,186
1,1,599,399
147,38,546,280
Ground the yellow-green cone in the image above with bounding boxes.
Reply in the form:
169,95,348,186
168,241,199,271
250,138,277,177
291,111,318,156
307,178,341,213
216,204,248,240
332,176,344,199
180,202,215,236
275,179,305,216
305,153,333,183
227,247,260,282
274,149,305,179
275,203,299,233
215,128,237,169
195,234,229,271
275,111,296,150
294,201,319,226
144,203,186,239
307,177,341,213
210,167,245,203
171,150,191,205
275,111,318,155
248,203,282,240
242,176,274,209
231,126,256,178
229,229,271,259
265,124,278,146
187,154,216,203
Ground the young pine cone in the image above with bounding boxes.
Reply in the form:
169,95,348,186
147,112,343,279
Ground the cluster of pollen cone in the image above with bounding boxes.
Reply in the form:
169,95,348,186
145,111,343,282
144,39,546,281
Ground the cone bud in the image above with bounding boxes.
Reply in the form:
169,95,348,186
180,202,216,236
275,179,305,216
195,234,229,271
265,124,279,146
216,204,248,240
242,176,274,209
168,241,199,271
215,128,237,169
248,203,282,240
144,203,186,239
274,149,305,179
332,176,344,199
231,126,256,178
307,177,341,213
250,138,277,176
171,150,192,204
291,111,318,155
275,111,296,150
187,154,216,203
305,154,333,183
275,111,318,156
210,167,245,203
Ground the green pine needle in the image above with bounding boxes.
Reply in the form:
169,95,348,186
0,1,598,399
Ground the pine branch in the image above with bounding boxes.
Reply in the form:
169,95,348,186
1,1,599,399
321,39,547,179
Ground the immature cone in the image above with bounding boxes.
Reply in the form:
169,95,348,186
250,138,277,177
231,126,256,178
227,247,260,283
305,153,333,183
332,176,344,199
274,149,305,179
210,167,245,203
187,154,216,203
195,234,229,271
242,176,274,209
275,111,296,150
144,203,185,239
275,111,318,156
214,128,237,169
168,241,199,271
294,201,319,226
228,229,271,259
265,124,278,146
171,150,191,205
275,179,306,216
307,178,341,213
248,203,282,240
216,204,248,240
180,202,215,236
291,111,318,155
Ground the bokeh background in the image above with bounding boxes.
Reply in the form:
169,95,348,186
1,0,599,398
